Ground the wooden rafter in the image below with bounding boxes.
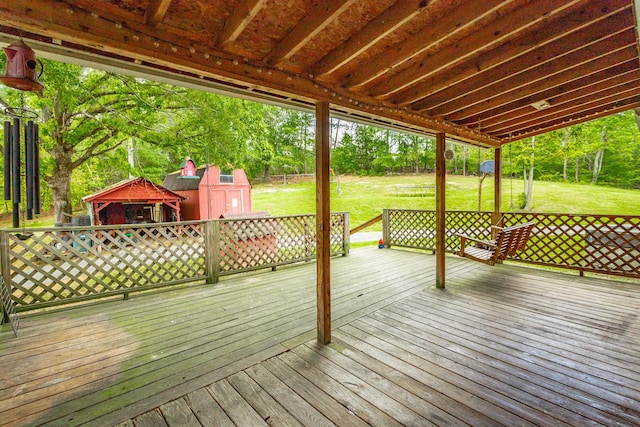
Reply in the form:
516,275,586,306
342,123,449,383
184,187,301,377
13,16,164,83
145,0,172,26
265,0,355,66
371,0,585,100
503,98,640,140
340,0,511,88
493,88,640,137
482,71,640,132
310,0,429,78
0,0,637,144
392,0,630,106
217,0,267,47
416,31,638,115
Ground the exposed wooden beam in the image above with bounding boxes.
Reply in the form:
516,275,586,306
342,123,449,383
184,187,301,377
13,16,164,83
491,87,640,137
315,101,331,345
390,0,625,105
458,61,640,126
217,0,267,47
416,32,637,116
370,0,583,99
145,0,172,26
0,4,502,146
483,77,640,134
435,132,446,289
503,97,640,141
340,0,510,89
311,0,429,78
265,0,355,66
418,19,634,115
433,45,639,124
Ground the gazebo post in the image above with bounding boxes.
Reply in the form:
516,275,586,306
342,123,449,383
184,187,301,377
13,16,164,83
315,101,331,344
493,147,503,228
435,132,446,289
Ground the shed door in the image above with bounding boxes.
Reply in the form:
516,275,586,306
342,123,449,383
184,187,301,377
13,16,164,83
226,189,243,214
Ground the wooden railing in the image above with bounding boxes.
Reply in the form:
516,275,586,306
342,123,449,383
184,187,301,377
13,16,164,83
0,213,349,312
383,209,640,279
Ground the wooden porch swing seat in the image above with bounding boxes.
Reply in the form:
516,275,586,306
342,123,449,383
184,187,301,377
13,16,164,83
456,221,535,266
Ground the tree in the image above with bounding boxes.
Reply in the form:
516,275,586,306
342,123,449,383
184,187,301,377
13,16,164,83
0,60,184,223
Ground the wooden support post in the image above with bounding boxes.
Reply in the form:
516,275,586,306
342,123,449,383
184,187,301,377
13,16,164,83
342,212,350,257
435,132,446,289
316,101,331,344
493,147,503,229
205,220,219,284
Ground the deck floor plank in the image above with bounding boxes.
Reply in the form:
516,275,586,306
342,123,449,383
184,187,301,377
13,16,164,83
183,388,235,427
207,380,267,427
158,397,201,427
2,247,640,426
226,371,302,427
245,364,335,427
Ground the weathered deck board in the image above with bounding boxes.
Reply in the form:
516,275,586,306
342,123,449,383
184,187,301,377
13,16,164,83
0,247,446,426
2,247,640,426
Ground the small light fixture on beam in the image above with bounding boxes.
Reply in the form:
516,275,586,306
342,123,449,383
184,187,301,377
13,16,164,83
530,100,551,110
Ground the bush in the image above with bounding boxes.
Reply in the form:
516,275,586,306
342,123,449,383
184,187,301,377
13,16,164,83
517,192,527,209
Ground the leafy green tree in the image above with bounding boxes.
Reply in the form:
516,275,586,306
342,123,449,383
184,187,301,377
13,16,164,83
0,60,186,223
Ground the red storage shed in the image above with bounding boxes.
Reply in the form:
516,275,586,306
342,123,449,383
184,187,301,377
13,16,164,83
162,159,252,221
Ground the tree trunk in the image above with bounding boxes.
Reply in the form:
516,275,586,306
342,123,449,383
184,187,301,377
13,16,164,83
47,167,73,224
462,146,467,176
263,163,271,183
524,136,535,211
591,126,606,184
47,134,75,224
575,158,580,182
560,129,569,181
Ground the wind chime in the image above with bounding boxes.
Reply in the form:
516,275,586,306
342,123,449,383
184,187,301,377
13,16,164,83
1,40,44,229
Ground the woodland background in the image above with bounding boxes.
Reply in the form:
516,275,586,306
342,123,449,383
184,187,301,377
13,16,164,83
1,60,639,223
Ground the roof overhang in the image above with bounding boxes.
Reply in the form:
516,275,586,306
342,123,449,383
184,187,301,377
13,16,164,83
0,1,639,148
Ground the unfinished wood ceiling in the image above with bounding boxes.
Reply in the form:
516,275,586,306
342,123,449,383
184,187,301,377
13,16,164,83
0,0,639,147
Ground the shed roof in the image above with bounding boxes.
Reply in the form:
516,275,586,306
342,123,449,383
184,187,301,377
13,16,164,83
82,177,185,203
1,1,638,146
162,168,205,192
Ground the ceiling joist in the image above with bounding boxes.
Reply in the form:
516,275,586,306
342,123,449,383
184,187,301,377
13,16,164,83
0,0,636,146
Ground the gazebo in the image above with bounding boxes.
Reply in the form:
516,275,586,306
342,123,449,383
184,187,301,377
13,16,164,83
82,177,185,225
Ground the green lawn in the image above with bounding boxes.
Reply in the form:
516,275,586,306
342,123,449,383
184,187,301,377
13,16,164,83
253,174,640,230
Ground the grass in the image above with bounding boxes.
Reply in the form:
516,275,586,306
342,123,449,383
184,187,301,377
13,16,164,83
4,174,639,230
253,174,640,230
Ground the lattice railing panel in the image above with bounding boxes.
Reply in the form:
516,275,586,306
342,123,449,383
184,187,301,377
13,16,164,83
387,209,437,249
6,223,206,309
1,273,19,336
217,213,347,275
503,213,640,277
383,209,640,278
446,211,494,252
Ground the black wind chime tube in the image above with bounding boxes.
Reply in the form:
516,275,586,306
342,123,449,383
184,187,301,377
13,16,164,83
34,123,40,215
3,121,11,201
11,118,20,228
25,120,34,220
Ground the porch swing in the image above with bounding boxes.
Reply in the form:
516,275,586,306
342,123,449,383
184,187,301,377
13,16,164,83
455,145,535,266
455,221,535,266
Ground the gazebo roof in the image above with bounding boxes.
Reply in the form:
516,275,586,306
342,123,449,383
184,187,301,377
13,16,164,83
82,177,185,203
0,1,638,147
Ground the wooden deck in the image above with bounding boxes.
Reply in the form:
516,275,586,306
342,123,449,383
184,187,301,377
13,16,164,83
1,247,640,426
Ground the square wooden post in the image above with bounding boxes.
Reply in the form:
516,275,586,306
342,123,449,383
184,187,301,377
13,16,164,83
316,101,331,344
435,132,446,289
